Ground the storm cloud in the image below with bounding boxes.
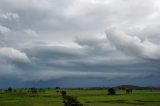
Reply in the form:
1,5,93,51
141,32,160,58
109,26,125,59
0,0,160,87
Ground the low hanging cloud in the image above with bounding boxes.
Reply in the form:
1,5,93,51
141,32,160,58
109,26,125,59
0,47,30,63
106,27,160,60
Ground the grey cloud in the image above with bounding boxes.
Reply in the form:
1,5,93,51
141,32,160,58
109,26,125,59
0,25,10,34
0,47,30,63
0,0,160,86
75,37,107,47
0,12,19,20
0,25,11,46
13,39,153,81
0,38,159,83
125,24,160,44
106,27,160,60
24,29,38,37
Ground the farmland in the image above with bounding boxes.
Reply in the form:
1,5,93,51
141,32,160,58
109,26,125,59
0,89,160,106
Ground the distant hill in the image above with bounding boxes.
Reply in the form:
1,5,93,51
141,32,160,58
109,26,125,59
115,85,160,90
115,85,142,89
59,85,160,90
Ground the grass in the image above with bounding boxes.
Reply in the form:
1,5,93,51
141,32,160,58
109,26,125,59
0,89,160,106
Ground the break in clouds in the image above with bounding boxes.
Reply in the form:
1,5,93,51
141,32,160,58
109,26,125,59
0,0,160,87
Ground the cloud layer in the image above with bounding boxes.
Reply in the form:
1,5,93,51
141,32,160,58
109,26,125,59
0,47,30,63
106,27,160,60
0,0,160,87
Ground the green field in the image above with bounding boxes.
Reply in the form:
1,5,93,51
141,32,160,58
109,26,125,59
0,89,160,106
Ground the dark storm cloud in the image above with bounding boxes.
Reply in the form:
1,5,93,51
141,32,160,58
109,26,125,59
0,0,160,86
9,38,158,81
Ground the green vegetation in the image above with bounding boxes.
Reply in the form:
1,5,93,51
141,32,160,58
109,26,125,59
0,88,160,106
108,88,116,95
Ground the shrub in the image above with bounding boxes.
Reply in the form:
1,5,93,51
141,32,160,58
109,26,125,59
63,95,83,106
55,87,60,89
61,90,67,97
8,87,12,93
108,88,116,95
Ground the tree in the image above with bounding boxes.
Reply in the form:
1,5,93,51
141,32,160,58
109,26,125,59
108,88,116,95
61,90,67,97
8,87,12,93
55,87,60,93
28,88,38,95
55,87,60,89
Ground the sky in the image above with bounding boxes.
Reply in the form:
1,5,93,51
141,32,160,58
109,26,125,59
0,0,160,88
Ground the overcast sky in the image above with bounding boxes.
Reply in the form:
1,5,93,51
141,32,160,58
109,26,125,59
0,0,160,88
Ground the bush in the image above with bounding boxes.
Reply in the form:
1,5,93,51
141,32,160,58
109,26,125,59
63,95,83,106
8,87,12,93
55,87,60,89
61,90,67,97
108,88,116,95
